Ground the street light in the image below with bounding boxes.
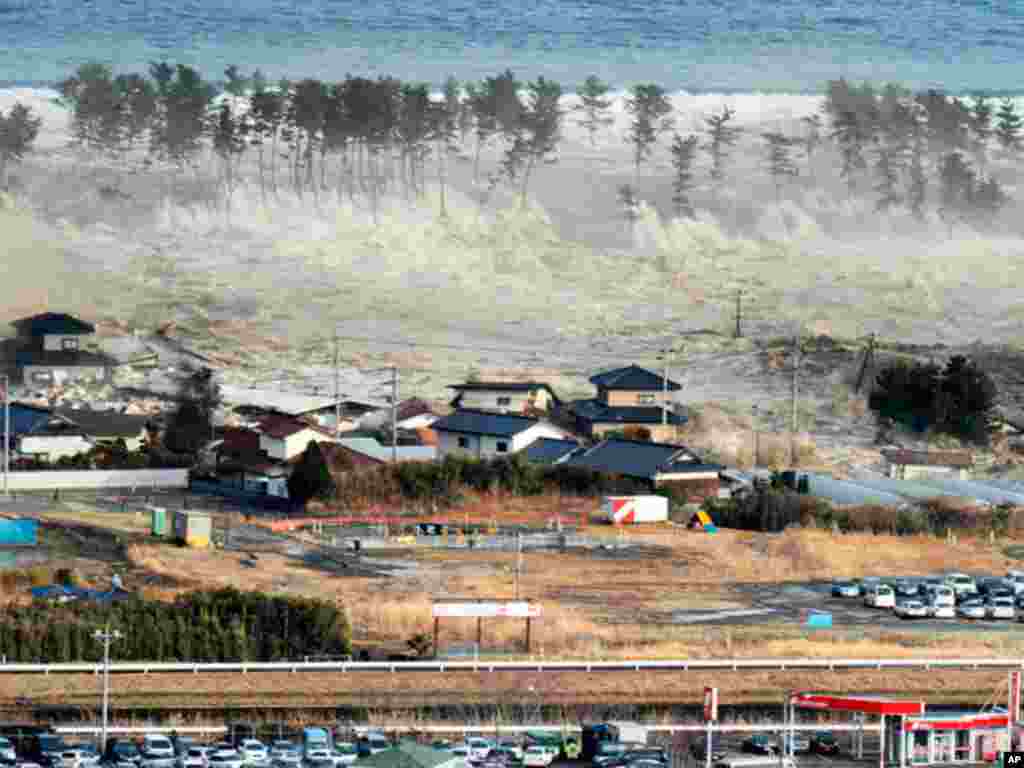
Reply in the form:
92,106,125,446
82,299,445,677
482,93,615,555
93,626,123,753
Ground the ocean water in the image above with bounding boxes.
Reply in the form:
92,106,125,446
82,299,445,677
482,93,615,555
0,0,1022,93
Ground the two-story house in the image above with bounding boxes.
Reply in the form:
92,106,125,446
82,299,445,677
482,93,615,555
11,313,114,386
432,409,571,460
447,381,561,414
569,364,687,443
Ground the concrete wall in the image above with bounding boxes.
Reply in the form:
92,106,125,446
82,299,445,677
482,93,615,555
43,333,91,352
0,469,189,490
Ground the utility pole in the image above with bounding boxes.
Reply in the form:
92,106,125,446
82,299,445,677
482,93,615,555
791,333,802,468
735,290,743,338
2,374,9,497
93,625,123,753
513,531,522,600
333,334,341,435
854,332,876,394
391,366,398,464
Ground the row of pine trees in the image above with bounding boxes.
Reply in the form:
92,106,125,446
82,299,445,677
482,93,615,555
0,588,351,663
1,65,1022,235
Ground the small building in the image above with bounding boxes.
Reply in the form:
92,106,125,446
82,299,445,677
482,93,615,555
447,381,561,414
256,415,339,461
432,409,571,460
564,438,723,501
359,397,442,431
54,407,152,451
11,313,114,386
18,417,93,461
569,364,687,443
882,449,973,480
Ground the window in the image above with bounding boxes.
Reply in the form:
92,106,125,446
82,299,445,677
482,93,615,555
496,441,508,453
638,393,656,404
497,396,511,406
61,337,79,351
457,436,469,448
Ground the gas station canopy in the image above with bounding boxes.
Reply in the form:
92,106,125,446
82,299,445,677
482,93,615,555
791,693,926,716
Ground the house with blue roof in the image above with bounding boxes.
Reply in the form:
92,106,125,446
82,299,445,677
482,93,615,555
431,408,571,460
523,437,583,464
569,364,687,443
564,437,723,500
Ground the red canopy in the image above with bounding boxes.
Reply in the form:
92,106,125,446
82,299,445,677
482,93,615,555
904,714,1010,732
791,693,925,716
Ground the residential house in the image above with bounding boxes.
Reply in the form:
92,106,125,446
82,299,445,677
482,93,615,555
257,415,340,461
431,409,571,459
219,384,385,434
335,437,437,463
569,364,687,443
4,402,53,450
447,381,561,414
523,437,583,464
11,313,114,386
361,397,442,431
564,437,723,500
882,449,973,480
53,408,152,451
18,417,94,461
214,426,293,497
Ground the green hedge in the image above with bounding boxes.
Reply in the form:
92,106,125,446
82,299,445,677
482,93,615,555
0,587,350,663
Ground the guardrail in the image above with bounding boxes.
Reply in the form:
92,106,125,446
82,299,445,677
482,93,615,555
1,658,1023,674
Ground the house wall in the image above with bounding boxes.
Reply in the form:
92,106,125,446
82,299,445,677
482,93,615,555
260,429,328,461
601,388,674,407
19,435,93,460
590,423,683,444
456,390,535,412
22,365,106,386
889,464,969,481
43,333,91,352
437,423,566,459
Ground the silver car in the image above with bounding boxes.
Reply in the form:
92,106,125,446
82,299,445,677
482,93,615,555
988,597,1016,620
958,600,987,619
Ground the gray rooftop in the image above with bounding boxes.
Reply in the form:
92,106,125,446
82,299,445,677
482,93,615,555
431,409,543,437
565,438,721,479
523,437,582,464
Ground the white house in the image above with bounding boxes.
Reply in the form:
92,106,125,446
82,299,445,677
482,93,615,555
447,381,561,414
431,409,571,460
18,418,94,461
256,415,339,461
12,313,113,386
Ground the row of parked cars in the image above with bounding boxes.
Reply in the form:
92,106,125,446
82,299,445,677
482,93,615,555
0,735,364,768
590,742,668,768
440,738,567,768
688,732,840,765
830,570,1024,621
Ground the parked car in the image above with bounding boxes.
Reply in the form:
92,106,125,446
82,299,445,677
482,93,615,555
1006,571,1024,595
988,597,1016,620
957,599,987,620
891,580,918,598
741,735,777,755
521,748,554,768
924,584,955,607
178,749,207,768
206,748,243,768
863,583,895,609
141,737,176,768
479,750,514,768
894,598,929,619
809,733,839,756
944,573,978,598
329,745,357,768
268,745,298,768
497,742,523,762
689,738,725,762
28,736,72,768
0,740,14,763
928,599,956,619
237,743,267,767
450,746,469,762
356,736,390,759
101,740,141,768
304,757,333,768
831,580,860,598
592,744,628,768
781,734,810,754
624,749,667,765
466,740,493,764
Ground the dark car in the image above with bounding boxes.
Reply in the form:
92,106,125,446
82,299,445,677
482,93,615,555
892,580,918,598
624,749,667,765
810,733,840,756
494,748,522,765
26,736,71,767
101,740,142,768
689,738,724,762
741,735,777,755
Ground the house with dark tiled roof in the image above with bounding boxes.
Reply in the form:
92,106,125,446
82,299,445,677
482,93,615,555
565,437,723,500
882,449,973,480
523,437,583,465
10,313,114,386
54,407,152,451
447,381,561,414
569,364,687,443
431,408,570,460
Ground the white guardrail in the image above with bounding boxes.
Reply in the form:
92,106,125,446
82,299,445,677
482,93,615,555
1,658,1023,674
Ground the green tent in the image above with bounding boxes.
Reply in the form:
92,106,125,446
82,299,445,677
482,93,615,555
356,742,461,768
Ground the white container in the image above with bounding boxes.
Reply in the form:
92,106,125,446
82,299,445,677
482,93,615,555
601,496,668,524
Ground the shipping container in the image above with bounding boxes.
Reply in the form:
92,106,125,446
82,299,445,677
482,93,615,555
0,518,37,546
174,511,211,548
600,496,668,525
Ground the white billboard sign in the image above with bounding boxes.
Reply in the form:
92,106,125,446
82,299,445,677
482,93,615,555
432,602,542,618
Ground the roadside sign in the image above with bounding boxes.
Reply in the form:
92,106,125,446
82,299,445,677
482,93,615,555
703,687,718,722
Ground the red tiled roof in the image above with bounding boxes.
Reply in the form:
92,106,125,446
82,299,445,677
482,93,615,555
882,449,973,467
257,414,337,440
320,442,384,467
396,397,437,422
220,427,261,455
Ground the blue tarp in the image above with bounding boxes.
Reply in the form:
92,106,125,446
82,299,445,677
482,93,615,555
30,585,132,602
0,518,37,546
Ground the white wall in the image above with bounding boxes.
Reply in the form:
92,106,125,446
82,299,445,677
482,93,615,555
456,390,533,412
43,333,90,352
261,429,336,461
23,365,106,385
0,469,189,490
437,422,567,460
510,423,569,452
19,435,93,460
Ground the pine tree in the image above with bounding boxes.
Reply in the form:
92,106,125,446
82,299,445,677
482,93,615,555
624,83,674,180
505,76,563,208
703,106,742,199
429,81,461,218
762,132,798,202
831,109,870,195
0,102,42,189
906,106,928,220
970,93,994,167
996,97,1022,151
669,133,699,219
973,175,1009,222
574,75,614,147
800,113,823,176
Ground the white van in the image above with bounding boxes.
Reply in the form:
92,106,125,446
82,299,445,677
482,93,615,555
863,583,895,609
713,757,798,768
944,573,978,597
